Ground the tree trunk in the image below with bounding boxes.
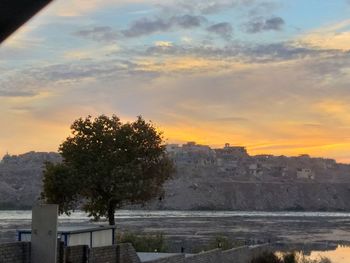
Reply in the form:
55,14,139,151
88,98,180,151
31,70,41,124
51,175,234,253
107,203,116,225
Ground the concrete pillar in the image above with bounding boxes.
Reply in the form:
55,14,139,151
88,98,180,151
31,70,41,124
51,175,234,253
31,204,58,263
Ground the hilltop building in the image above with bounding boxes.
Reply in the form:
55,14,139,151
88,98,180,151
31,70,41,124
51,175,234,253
297,168,315,180
164,142,342,180
182,141,212,154
248,163,263,177
215,143,248,157
166,142,216,166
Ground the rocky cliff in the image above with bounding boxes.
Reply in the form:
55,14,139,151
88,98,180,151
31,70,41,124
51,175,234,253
0,150,350,211
147,169,350,211
0,152,61,209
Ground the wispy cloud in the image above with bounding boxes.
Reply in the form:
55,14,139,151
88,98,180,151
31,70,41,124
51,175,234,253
0,90,37,98
160,0,261,15
122,15,206,37
206,22,233,40
297,19,350,51
143,41,338,63
243,16,285,33
74,26,119,42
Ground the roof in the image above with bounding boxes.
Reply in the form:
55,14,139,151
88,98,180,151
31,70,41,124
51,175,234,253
17,225,116,235
137,253,182,262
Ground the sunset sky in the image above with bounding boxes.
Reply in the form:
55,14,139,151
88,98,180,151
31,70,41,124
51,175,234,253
1,0,350,162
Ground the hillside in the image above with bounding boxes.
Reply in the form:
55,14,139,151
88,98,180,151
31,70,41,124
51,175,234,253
0,152,61,209
1,144,350,211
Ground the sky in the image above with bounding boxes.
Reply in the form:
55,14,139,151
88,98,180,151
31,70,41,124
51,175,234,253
1,0,350,162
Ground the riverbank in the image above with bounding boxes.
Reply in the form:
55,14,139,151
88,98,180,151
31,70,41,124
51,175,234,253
1,210,350,249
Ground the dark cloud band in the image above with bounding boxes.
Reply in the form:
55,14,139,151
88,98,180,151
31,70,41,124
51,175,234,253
122,15,206,38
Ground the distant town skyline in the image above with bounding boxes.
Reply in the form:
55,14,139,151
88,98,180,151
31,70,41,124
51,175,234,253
1,0,350,163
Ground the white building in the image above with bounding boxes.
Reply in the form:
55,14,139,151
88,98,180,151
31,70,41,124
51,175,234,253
182,142,212,154
249,163,263,177
297,168,315,179
165,144,181,154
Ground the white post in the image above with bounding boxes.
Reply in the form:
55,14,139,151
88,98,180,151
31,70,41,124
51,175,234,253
31,204,58,263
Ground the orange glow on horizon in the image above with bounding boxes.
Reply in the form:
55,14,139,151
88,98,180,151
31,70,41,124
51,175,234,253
0,119,348,163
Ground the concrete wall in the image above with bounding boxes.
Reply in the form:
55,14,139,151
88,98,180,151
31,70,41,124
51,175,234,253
186,249,222,263
0,242,271,263
143,254,185,263
0,242,31,263
31,204,58,263
143,245,272,263
221,246,250,263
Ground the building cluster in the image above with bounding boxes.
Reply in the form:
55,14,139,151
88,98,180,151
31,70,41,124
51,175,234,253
1,151,61,166
166,142,341,181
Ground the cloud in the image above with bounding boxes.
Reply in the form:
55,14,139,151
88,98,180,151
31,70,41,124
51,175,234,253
206,22,233,40
297,19,350,51
23,60,151,82
160,0,258,15
46,0,159,17
143,41,337,63
154,41,173,47
212,117,248,122
0,90,37,98
74,26,119,42
244,16,285,33
75,15,205,41
248,1,280,16
174,14,204,28
135,56,251,74
2,46,350,162
122,15,206,37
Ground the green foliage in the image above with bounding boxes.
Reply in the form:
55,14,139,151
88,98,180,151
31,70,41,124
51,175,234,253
193,235,244,253
118,232,167,252
298,256,332,263
210,236,239,250
283,253,296,263
41,162,79,215
41,115,174,225
251,252,283,263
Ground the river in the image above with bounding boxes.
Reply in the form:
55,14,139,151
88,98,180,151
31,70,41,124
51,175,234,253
1,210,349,262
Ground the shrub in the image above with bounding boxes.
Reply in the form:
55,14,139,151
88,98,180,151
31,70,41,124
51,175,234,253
211,236,234,250
118,232,167,252
250,252,332,263
283,253,296,263
251,252,283,263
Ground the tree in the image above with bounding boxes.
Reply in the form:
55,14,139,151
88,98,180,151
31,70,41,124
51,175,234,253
41,115,174,225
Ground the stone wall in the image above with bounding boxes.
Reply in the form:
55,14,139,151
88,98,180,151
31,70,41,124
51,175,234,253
0,242,30,263
0,241,271,263
89,245,118,263
64,245,87,263
117,243,141,263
